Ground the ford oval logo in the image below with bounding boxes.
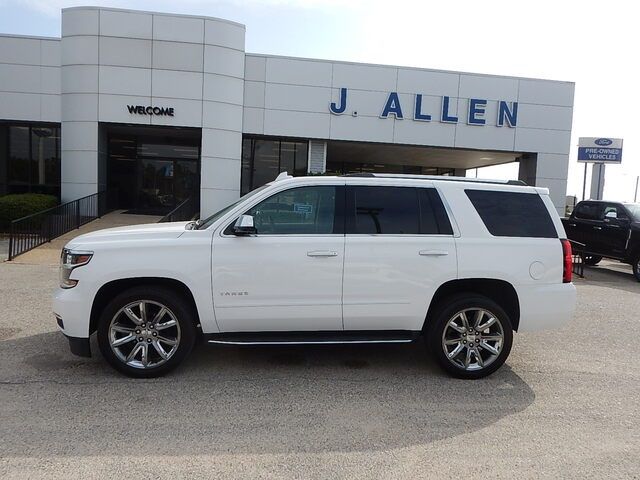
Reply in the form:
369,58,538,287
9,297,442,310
595,138,613,146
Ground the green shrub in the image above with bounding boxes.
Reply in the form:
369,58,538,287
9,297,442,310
0,193,59,227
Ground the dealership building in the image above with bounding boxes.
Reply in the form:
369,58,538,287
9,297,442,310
0,6,575,216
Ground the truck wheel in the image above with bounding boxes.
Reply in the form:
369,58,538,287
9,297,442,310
97,286,197,378
633,255,640,282
584,255,602,266
426,294,513,379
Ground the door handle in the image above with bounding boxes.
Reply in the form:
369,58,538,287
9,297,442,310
307,250,338,257
419,250,449,256
568,223,577,227
593,226,602,230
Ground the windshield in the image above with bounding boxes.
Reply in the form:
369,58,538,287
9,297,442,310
197,185,270,229
624,203,640,221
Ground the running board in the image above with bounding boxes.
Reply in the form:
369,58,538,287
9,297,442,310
205,330,419,346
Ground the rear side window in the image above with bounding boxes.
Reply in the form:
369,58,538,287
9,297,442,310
465,189,557,238
574,202,602,220
346,186,453,235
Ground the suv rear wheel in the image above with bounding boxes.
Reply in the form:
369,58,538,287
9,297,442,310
427,294,513,379
97,286,197,378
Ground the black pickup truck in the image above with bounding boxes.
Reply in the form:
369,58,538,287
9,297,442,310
562,200,640,281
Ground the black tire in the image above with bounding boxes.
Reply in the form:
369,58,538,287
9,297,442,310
632,255,640,282
426,293,513,379
97,286,197,378
584,255,602,266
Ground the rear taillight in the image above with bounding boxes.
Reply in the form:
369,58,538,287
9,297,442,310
561,239,572,283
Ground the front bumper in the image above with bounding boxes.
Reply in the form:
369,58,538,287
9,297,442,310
53,281,95,358
65,334,91,357
53,283,93,338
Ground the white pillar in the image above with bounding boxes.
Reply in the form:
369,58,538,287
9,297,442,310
308,140,327,174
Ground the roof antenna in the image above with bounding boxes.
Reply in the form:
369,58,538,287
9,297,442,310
275,171,293,181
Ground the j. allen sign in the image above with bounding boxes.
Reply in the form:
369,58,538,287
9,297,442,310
329,88,518,127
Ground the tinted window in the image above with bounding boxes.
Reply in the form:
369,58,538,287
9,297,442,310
574,202,602,220
240,137,308,195
247,186,337,235
465,189,557,238
8,126,30,185
419,188,453,235
2,123,61,197
602,204,627,220
350,186,419,234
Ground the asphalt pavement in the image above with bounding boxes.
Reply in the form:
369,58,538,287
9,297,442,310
0,260,639,479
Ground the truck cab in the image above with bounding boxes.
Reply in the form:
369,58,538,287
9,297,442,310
563,200,640,280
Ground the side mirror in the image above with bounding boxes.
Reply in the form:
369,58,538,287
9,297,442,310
605,211,617,219
233,215,257,235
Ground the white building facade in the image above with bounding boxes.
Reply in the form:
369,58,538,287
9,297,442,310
0,7,574,216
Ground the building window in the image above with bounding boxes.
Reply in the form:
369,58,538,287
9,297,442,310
325,161,455,176
0,122,61,198
241,136,308,195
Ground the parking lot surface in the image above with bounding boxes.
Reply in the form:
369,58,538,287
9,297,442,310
1,260,639,479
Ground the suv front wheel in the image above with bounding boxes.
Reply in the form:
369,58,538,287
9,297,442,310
97,286,197,378
427,294,513,379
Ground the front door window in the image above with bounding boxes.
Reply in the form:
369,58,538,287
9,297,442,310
246,186,337,235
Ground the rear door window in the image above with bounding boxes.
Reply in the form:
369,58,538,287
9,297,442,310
465,189,557,238
419,188,453,235
346,186,453,235
350,186,419,234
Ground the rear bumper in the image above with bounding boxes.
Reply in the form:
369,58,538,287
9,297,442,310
517,282,577,331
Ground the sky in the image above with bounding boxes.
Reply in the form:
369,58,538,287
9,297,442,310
1,0,638,202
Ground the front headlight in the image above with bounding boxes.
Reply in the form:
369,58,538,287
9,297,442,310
60,248,93,289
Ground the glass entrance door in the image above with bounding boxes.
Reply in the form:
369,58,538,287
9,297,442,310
107,128,200,215
140,159,175,211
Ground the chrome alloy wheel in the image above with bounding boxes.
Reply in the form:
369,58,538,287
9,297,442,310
108,300,181,369
441,308,504,371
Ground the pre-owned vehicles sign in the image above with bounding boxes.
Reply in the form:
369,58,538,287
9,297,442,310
577,137,623,163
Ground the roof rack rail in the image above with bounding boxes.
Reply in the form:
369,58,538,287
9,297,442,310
340,173,527,186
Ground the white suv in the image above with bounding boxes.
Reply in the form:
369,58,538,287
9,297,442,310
53,173,576,379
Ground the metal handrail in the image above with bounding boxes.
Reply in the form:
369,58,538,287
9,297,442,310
568,239,586,278
7,190,111,261
158,197,198,223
